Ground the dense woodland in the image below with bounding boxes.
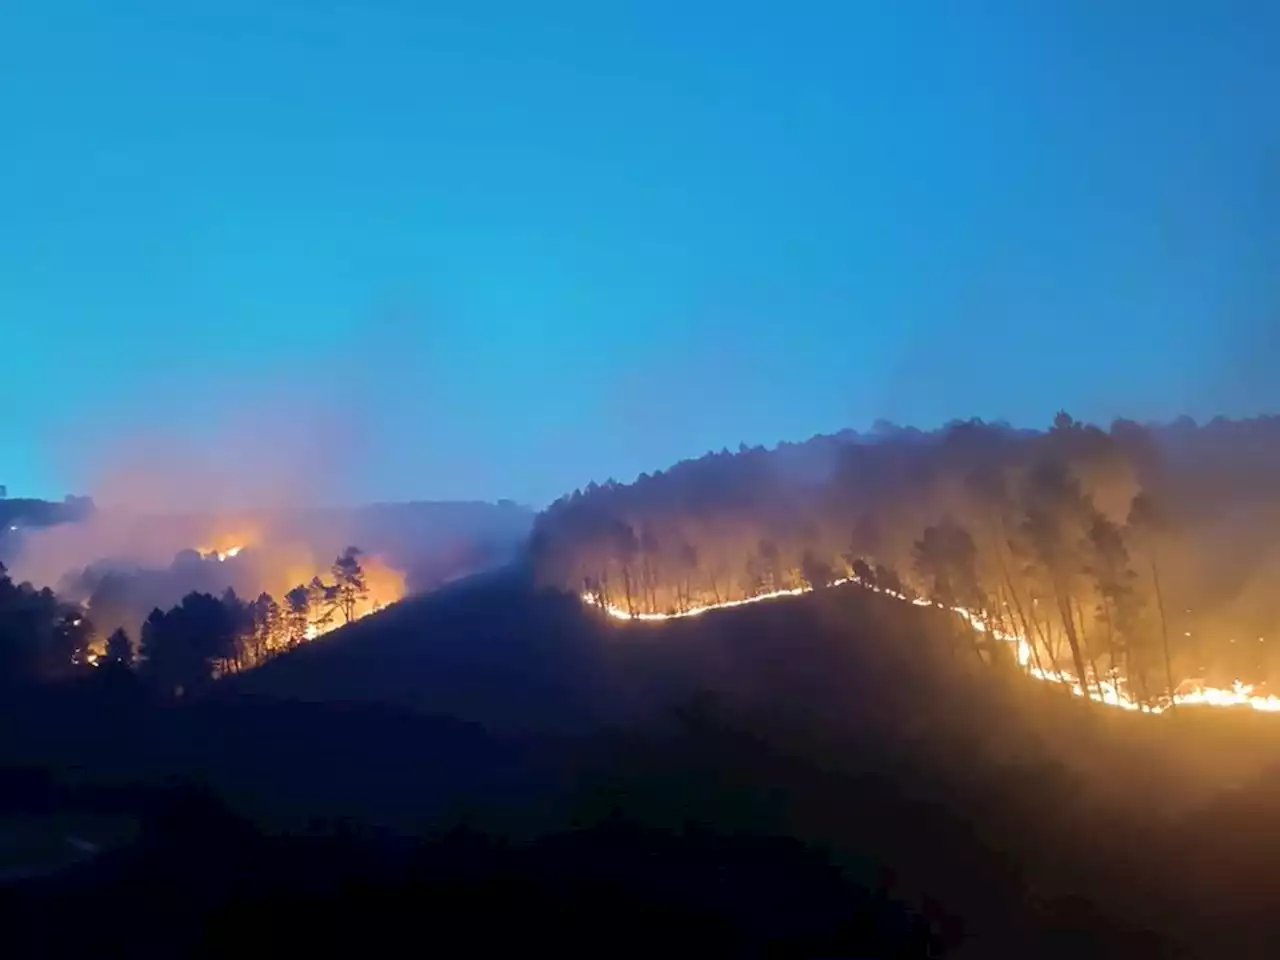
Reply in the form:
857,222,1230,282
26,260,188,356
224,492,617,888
532,414,1280,706
0,547,373,695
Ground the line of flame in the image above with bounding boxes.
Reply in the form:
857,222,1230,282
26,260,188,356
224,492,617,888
581,579,1280,714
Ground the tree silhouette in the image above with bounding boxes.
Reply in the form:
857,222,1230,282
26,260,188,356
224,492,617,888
1128,491,1176,705
220,588,251,674
331,546,369,624
1083,514,1137,695
800,550,833,591
0,562,62,682
1020,461,1096,696
104,627,133,667
139,593,236,697
248,592,283,663
308,576,336,634
285,586,311,648
610,521,640,616
914,521,989,661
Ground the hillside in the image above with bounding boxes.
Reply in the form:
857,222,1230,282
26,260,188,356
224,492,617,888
11,560,1280,951
171,569,1280,951
13,443,1280,952
532,414,1280,707
226,567,619,735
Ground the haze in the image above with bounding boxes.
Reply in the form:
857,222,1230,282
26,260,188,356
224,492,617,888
3,2,1276,506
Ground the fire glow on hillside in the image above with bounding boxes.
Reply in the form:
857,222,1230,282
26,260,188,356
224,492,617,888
581,581,1280,714
202,541,406,674
75,537,407,673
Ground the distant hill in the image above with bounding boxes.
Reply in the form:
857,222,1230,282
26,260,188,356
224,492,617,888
0,496,94,533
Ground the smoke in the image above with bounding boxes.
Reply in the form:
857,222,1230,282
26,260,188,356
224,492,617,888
8,374,404,631
60,372,369,513
7,365,534,642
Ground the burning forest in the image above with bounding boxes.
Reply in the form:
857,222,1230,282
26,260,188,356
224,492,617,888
0,472,529,696
0,531,404,692
534,413,1280,716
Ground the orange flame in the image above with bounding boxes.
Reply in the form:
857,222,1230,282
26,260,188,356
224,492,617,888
198,544,245,562
581,580,1280,715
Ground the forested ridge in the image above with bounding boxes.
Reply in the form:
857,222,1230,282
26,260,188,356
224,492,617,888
532,414,1280,706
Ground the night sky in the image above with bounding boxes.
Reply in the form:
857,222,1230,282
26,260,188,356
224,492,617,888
3,2,1276,506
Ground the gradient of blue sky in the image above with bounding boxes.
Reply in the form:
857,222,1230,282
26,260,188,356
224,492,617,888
2,1,1276,506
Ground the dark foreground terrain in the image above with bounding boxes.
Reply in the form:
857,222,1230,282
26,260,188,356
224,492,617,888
5,569,1280,955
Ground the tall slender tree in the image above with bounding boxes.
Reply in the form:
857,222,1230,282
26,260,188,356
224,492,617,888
285,585,311,648
1129,491,1177,704
331,546,370,624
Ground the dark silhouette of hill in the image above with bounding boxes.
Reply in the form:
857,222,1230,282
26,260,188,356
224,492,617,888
10,559,1280,952
0,670,526,835
212,568,1280,954
225,566,631,736
0,786,941,958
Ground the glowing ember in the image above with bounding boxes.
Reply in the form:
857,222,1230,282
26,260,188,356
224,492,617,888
581,579,1280,715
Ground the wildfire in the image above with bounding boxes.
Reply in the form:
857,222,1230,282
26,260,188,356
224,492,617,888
581,580,1280,715
200,544,244,562
187,538,407,671
197,528,256,563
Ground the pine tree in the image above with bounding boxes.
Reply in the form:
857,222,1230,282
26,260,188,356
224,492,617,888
331,546,369,624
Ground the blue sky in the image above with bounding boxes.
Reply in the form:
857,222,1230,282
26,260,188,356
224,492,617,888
2,1,1276,506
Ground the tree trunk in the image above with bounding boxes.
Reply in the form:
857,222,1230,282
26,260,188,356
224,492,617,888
1032,602,1062,675
1099,595,1121,698
1001,573,1046,676
1150,554,1176,708
1055,590,1092,700
621,565,635,618
641,555,658,614
991,586,1022,670
1071,596,1104,700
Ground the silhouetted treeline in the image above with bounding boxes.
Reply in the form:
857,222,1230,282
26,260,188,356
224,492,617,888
0,562,96,682
0,547,374,695
532,414,1280,703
